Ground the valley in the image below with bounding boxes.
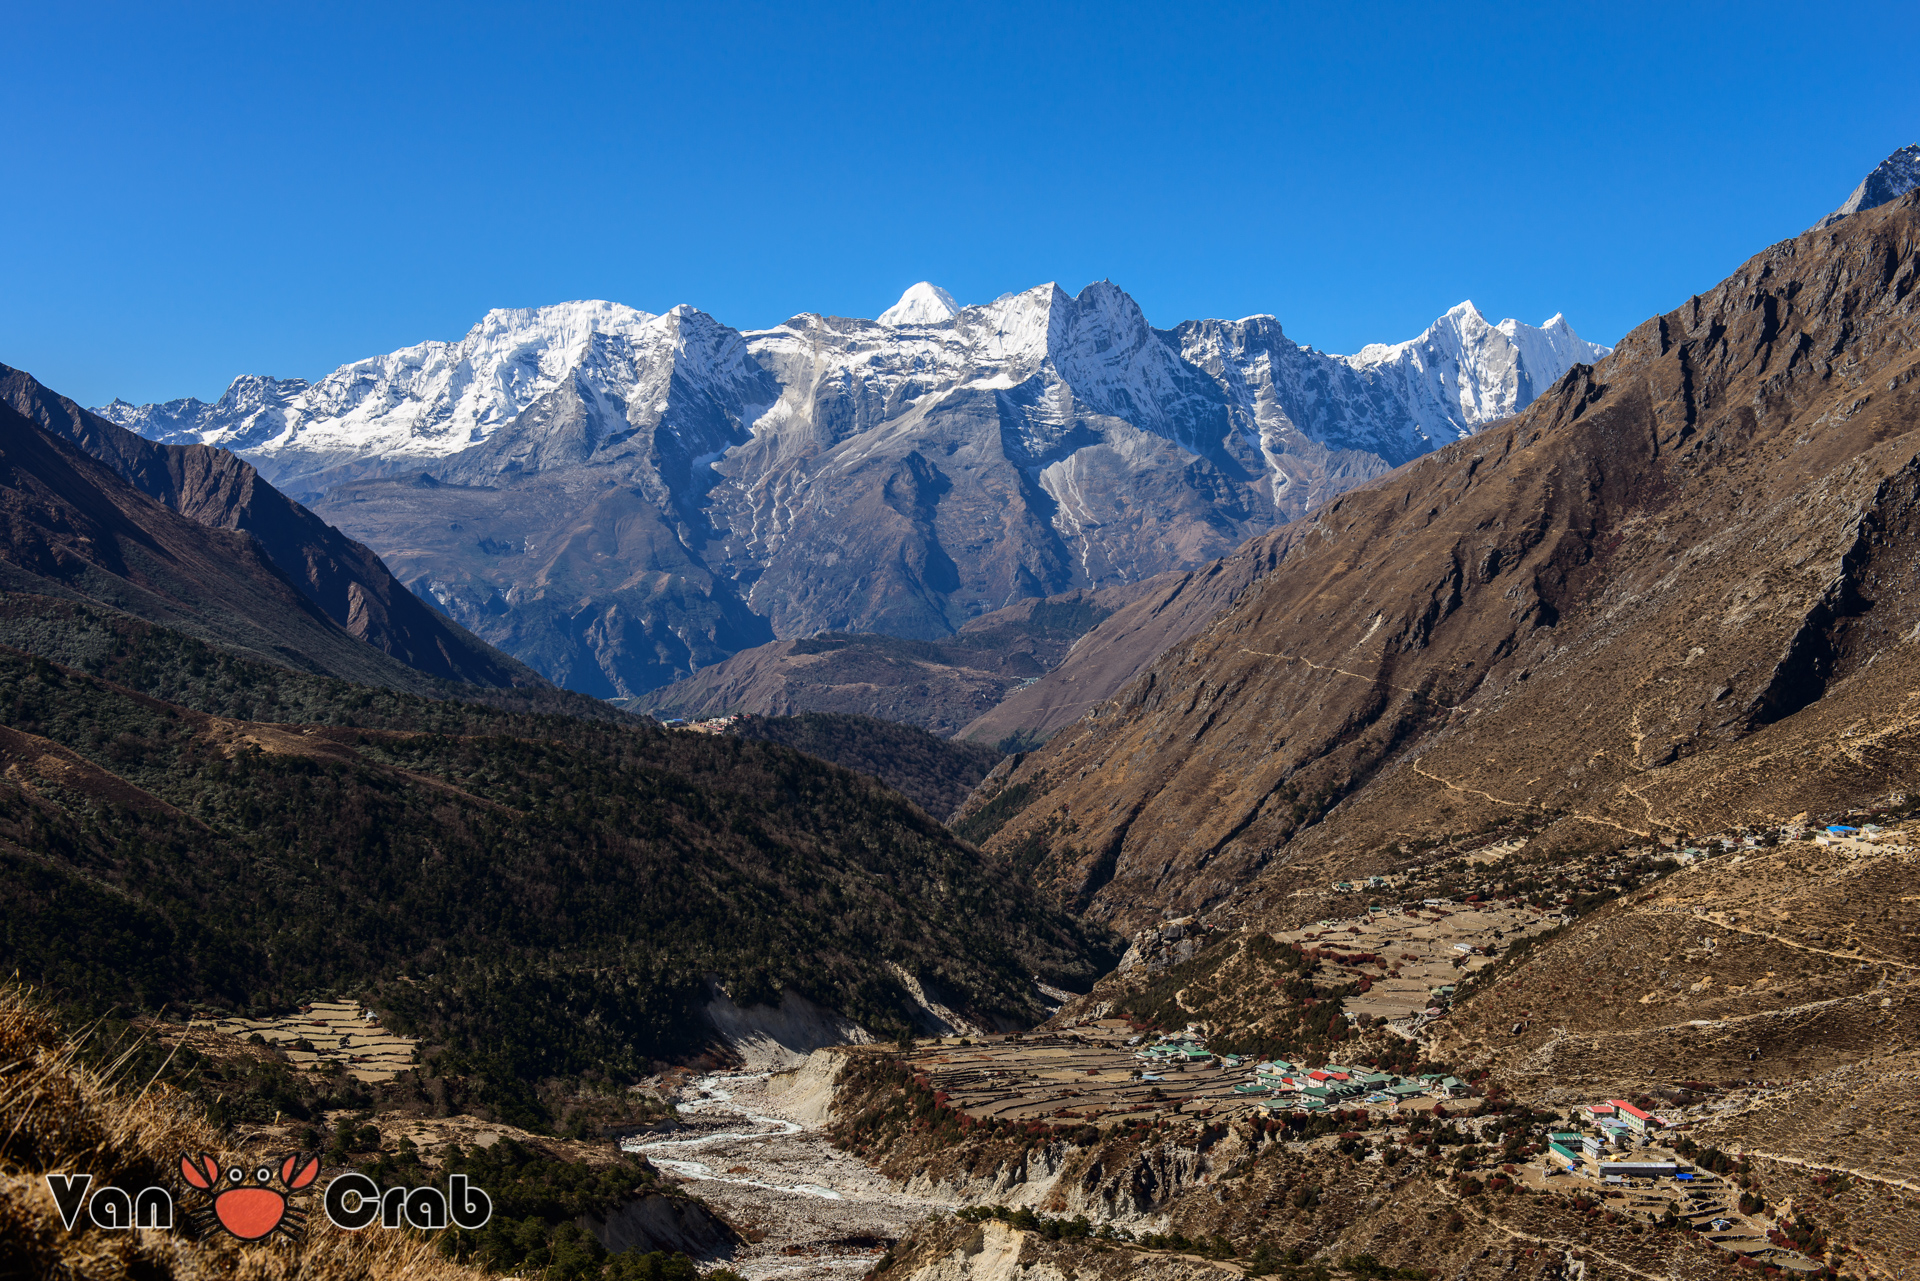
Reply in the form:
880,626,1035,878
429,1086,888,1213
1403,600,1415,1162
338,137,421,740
147,804,1899,1281
5,109,1920,1281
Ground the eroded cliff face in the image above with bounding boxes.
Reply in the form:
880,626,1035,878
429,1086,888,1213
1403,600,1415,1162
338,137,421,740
884,1221,1233,1281
891,1133,1215,1224
964,193,1920,931
830,1052,1221,1229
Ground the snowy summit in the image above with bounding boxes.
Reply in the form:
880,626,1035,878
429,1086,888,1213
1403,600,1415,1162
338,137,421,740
878,282,961,327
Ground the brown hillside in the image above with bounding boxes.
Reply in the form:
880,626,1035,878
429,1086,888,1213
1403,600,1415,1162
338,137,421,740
957,529,1295,745
0,986,477,1280
633,585,1152,737
0,398,464,692
1,363,534,689
961,192,1920,930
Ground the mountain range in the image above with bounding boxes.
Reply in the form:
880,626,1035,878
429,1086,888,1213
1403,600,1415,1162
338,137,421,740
100,287,1607,696
961,180,1920,930
8,139,1920,1281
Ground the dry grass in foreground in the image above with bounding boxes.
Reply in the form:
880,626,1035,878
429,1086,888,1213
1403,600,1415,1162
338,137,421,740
0,985,484,1280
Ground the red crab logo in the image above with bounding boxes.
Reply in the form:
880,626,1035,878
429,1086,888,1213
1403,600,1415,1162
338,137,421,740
180,1153,319,1241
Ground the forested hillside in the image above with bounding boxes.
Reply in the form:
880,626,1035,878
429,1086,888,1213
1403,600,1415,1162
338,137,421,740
0,594,1119,1107
728,712,1003,820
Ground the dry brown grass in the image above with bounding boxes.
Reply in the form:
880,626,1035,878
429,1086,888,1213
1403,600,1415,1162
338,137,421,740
0,986,485,1280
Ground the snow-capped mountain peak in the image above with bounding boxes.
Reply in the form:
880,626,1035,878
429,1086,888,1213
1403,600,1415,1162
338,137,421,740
99,280,1613,695
878,282,961,326
1817,143,1920,229
1349,300,1491,367
1341,301,1609,435
102,373,313,452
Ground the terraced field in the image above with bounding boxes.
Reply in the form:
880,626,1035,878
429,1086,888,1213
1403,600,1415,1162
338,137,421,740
1274,900,1566,1026
903,1021,1451,1128
183,999,416,1081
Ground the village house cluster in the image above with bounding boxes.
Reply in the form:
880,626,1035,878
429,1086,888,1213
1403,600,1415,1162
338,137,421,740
1543,1099,1676,1179
1132,1029,1465,1111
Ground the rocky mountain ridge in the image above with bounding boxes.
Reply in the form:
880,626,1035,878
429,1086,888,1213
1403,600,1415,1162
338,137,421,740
0,388,545,697
960,188,1920,931
1815,141,1920,228
100,285,1605,696
2,363,532,689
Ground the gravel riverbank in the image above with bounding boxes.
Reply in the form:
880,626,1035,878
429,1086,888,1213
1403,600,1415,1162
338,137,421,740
626,1067,954,1280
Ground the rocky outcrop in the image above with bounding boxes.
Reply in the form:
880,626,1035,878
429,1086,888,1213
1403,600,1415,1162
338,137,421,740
964,191,1920,931
1114,917,1214,975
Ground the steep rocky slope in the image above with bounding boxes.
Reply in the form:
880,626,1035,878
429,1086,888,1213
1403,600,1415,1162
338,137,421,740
956,531,1297,745
0,398,502,694
1,363,532,688
961,190,1920,931
101,288,1603,695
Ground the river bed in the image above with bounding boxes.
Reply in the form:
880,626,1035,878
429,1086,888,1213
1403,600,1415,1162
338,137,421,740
624,1070,954,1280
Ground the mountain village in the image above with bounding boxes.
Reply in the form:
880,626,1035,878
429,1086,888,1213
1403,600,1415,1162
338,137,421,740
4,47,1919,1277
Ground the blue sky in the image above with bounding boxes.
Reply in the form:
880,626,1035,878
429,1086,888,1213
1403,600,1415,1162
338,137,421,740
5,1,1916,407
